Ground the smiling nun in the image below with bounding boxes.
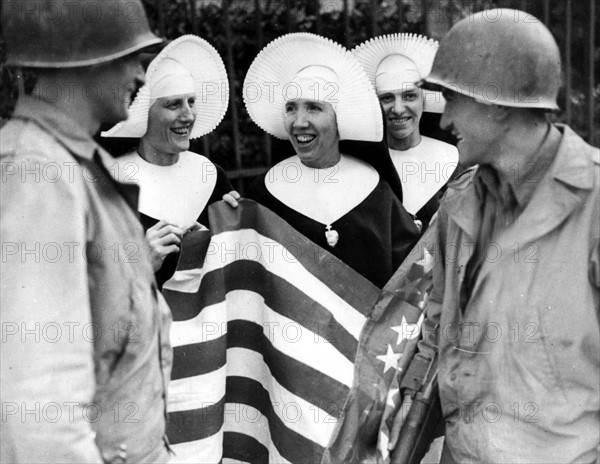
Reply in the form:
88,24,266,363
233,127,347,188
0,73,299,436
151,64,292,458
243,33,420,288
354,34,459,231
103,35,231,288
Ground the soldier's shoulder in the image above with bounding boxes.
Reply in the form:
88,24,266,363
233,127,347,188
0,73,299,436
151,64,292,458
1,118,62,162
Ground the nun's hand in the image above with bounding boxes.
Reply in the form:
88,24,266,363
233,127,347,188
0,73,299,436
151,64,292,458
187,222,208,233
146,220,185,272
222,190,241,208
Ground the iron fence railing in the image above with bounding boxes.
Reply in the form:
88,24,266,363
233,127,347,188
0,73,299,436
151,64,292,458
145,0,596,189
1,0,596,191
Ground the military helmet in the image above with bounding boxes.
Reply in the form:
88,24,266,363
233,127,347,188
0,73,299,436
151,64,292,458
2,0,162,68
420,8,561,111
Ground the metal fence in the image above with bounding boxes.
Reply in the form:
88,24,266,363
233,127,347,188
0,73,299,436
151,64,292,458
144,0,596,189
1,0,597,190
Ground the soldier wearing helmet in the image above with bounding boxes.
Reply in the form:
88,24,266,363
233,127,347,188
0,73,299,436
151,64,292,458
1,1,173,462
391,8,600,463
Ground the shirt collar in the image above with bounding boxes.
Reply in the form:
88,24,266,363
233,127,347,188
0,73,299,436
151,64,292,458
511,124,561,208
12,95,99,160
475,124,561,211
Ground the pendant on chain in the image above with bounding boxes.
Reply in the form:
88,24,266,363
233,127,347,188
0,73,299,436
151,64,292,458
325,224,339,247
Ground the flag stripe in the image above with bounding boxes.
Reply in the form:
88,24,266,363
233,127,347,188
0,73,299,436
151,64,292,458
169,427,224,463
188,261,360,360
168,365,226,413
168,348,339,446
164,203,389,462
168,396,225,444
170,301,227,347
223,410,291,464
208,203,380,311
171,335,227,380
169,262,359,361
222,431,270,464
171,320,350,409
226,376,325,461
229,320,350,409
200,230,369,339
171,289,356,389
164,287,205,322
227,348,338,446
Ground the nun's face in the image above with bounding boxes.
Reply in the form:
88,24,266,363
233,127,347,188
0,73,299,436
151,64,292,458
145,93,196,156
283,99,340,168
378,84,424,150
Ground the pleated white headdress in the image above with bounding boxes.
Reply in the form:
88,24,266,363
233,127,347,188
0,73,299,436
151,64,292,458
353,33,444,113
103,35,229,139
243,33,383,142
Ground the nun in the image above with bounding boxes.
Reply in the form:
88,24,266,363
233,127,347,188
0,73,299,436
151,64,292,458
103,35,232,288
354,34,459,231
242,33,420,288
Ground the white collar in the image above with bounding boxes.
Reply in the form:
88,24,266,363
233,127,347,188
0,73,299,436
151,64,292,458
389,136,458,214
265,154,380,225
112,150,218,229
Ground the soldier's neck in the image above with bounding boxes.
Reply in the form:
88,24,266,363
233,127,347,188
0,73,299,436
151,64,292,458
32,74,101,136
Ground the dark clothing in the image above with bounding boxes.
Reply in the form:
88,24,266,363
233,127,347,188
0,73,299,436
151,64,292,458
412,167,462,232
248,175,420,288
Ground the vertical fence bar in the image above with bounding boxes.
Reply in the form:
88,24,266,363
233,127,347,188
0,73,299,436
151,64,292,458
371,0,379,37
315,0,321,35
588,0,595,145
285,0,292,32
157,0,165,37
190,0,198,35
397,0,403,32
420,0,426,35
254,0,264,54
255,0,272,167
223,0,244,191
565,0,572,125
520,0,526,12
192,0,211,158
343,0,350,47
16,69,25,97
543,0,550,26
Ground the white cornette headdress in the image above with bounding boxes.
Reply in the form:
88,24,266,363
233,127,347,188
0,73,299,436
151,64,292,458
102,35,229,139
243,33,383,142
353,33,444,113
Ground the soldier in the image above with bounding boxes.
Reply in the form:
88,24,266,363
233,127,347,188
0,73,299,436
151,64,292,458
1,1,173,462
392,8,600,463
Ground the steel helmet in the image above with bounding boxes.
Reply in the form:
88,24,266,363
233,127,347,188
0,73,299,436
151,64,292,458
420,8,561,111
2,0,162,68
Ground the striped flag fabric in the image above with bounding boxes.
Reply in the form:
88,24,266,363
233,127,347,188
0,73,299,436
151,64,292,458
162,200,435,463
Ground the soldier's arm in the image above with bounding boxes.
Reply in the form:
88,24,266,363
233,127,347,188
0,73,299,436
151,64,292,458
1,151,103,463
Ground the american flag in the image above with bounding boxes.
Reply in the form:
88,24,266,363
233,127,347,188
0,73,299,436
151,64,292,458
162,201,435,463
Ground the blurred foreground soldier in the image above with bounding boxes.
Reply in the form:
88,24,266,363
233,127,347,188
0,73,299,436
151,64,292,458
392,8,600,463
0,1,173,462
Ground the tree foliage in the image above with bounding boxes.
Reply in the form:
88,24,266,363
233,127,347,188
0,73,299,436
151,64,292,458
1,0,598,172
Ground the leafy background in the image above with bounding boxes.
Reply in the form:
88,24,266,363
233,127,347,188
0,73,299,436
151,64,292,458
1,0,598,189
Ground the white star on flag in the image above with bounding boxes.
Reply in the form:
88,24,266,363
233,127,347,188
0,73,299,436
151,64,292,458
376,344,402,373
386,387,399,408
378,429,390,461
422,246,434,273
390,315,421,345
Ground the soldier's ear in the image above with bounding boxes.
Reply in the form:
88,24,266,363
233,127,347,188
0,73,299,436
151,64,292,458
492,104,512,123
